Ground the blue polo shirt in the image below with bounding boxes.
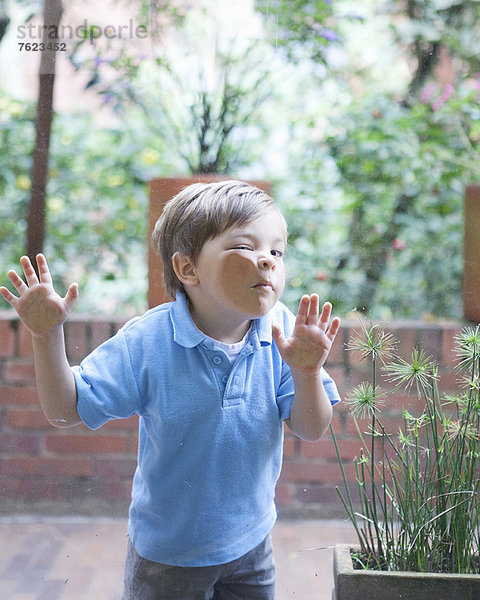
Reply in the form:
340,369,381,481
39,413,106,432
72,293,340,566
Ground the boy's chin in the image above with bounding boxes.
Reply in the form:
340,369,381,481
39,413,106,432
248,298,279,318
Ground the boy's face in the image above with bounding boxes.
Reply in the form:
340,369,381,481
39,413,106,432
185,208,287,334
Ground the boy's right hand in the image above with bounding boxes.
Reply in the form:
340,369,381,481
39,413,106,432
0,254,78,337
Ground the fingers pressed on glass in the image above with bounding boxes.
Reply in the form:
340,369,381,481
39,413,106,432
20,256,39,287
8,269,27,295
318,302,332,327
306,294,319,325
327,316,341,341
295,295,310,325
36,254,53,284
0,285,16,305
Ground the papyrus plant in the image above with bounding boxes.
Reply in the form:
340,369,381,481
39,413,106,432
332,321,480,573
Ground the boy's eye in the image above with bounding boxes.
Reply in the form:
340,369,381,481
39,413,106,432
271,249,284,258
233,245,252,251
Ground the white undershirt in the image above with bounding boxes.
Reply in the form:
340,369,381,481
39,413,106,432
208,328,252,363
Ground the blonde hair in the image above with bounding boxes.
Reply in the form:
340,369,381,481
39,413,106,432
152,180,285,299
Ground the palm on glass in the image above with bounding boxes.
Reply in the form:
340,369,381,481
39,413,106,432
272,294,340,376
0,254,78,337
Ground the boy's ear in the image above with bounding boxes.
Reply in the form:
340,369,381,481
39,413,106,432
172,252,199,287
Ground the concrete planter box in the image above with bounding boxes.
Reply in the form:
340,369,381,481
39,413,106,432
333,545,480,600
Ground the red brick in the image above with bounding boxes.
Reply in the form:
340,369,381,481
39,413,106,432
441,324,463,366
128,433,139,454
388,392,424,412
90,321,114,349
391,326,416,361
293,483,342,505
283,435,296,458
4,360,35,384
416,327,443,363
94,458,137,478
65,320,88,361
0,477,61,500
274,481,293,506
342,413,373,435
281,459,353,484
330,411,346,435
0,385,38,406
0,319,16,357
348,367,373,388
300,437,363,461
22,478,62,500
45,432,127,454
0,456,91,477
327,328,346,365
103,479,132,501
17,323,33,356
376,369,404,392
0,433,40,454
113,318,128,334
325,366,348,398
345,326,371,369
437,369,463,392
7,408,50,429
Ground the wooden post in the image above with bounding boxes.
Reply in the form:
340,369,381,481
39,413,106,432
26,0,63,266
463,185,480,322
147,177,272,308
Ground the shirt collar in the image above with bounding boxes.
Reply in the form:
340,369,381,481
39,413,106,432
170,292,274,349
170,292,207,348
251,311,274,347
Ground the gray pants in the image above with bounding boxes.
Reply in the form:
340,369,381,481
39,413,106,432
122,534,276,600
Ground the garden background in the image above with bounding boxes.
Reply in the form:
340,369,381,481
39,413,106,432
0,0,479,517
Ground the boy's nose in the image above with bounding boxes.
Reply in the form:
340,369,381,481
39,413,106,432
258,254,275,270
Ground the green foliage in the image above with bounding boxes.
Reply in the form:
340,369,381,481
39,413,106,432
255,0,339,63
0,89,163,315
390,0,480,87
324,88,480,318
0,95,36,276
273,82,480,319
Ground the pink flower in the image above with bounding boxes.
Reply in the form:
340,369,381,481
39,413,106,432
314,270,329,282
392,238,406,251
432,84,455,111
421,84,435,104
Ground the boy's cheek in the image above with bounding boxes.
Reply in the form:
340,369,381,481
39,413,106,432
222,253,258,279
276,270,286,297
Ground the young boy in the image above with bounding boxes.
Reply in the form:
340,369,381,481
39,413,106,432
0,180,341,600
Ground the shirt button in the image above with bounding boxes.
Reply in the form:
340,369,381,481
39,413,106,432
222,375,228,384
212,355,222,365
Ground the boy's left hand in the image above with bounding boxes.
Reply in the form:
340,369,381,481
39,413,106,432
272,294,340,377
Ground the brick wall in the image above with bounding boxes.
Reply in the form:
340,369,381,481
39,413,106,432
0,311,465,517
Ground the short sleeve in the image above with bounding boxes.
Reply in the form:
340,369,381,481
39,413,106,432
276,364,340,421
72,329,142,430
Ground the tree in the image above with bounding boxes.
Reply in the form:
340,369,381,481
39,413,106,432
0,0,10,44
26,0,63,267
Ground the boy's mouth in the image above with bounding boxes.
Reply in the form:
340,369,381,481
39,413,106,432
252,281,273,289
